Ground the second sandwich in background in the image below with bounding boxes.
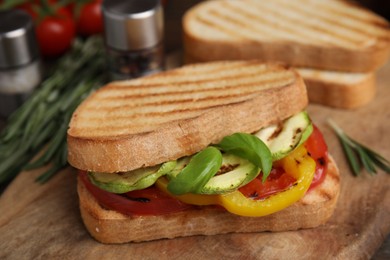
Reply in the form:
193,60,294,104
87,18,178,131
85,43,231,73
183,0,390,109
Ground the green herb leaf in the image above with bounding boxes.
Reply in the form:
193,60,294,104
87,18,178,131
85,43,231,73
167,147,222,195
328,119,390,176
216,133,272,182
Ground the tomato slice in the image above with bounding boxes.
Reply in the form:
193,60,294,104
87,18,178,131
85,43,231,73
79,171,193,216
304,125,328,191
238,167,296,199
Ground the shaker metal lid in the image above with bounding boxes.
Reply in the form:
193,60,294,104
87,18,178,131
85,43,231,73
0,9,39,69
102,0,163,51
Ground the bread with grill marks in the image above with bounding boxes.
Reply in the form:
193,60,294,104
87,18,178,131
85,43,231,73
183,0,390,73
67,61,307,173
68,60,341,244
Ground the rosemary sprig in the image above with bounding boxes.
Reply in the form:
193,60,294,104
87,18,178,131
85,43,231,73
0,36,107,185
328,119,390,176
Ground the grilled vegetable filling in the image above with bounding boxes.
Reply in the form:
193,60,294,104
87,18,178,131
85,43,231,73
83,111,328,217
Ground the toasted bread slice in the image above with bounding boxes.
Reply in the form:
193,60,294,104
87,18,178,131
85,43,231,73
67,61,308,173
297,68,376,109
77,156,340,244
183,0,390,72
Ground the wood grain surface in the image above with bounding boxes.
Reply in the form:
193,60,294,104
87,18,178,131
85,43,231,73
0,61,389,260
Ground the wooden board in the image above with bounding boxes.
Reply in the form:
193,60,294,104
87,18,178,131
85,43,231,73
0,62,389,259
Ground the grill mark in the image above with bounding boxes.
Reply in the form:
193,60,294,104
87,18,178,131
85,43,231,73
77,111,203,131
318,188,333,201
302,188,333,205
201,3,326,43
300,156,340,206
301,0,384,23
204,5,349,48
221,2,372,48
74,114,201,136
195,13,247,40
235,2,356,45
272,0,390,42
195,0,389,49
93,90,260,109
107,63,274,90
74,101,238,134
275,0,371,22
80,79,293,123
79,92,259,124
106,71,289,92
88,76,293,108
369,19,390,31
247,1,378,45
300,187,333,206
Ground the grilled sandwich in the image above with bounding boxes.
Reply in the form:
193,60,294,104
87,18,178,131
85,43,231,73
67,61,340,243
183,0,390,108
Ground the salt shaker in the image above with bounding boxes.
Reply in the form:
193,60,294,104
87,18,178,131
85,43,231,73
0,9,42,118
102,0,164,80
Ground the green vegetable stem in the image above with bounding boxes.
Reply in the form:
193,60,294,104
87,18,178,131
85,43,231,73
0,36,107,185
328,119,390,176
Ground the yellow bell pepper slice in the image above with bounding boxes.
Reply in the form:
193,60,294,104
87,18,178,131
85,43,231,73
219,146,315,216
156,145,316,217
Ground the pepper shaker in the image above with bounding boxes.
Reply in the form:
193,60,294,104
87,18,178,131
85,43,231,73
0,9,42,118
102,0,164,80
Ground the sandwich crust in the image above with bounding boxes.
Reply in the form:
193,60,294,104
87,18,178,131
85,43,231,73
77,156,340,244
67,61,308,173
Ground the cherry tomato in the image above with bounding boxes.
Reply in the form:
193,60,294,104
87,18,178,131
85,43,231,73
76,0,103,36
35,8,76,58
79,171,192,216
13,1,76,58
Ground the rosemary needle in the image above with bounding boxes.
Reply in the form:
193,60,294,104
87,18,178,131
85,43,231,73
328,119,390,176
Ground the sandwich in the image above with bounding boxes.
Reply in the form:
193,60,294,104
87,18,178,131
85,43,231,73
67,61,340,243
182,0,390,109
